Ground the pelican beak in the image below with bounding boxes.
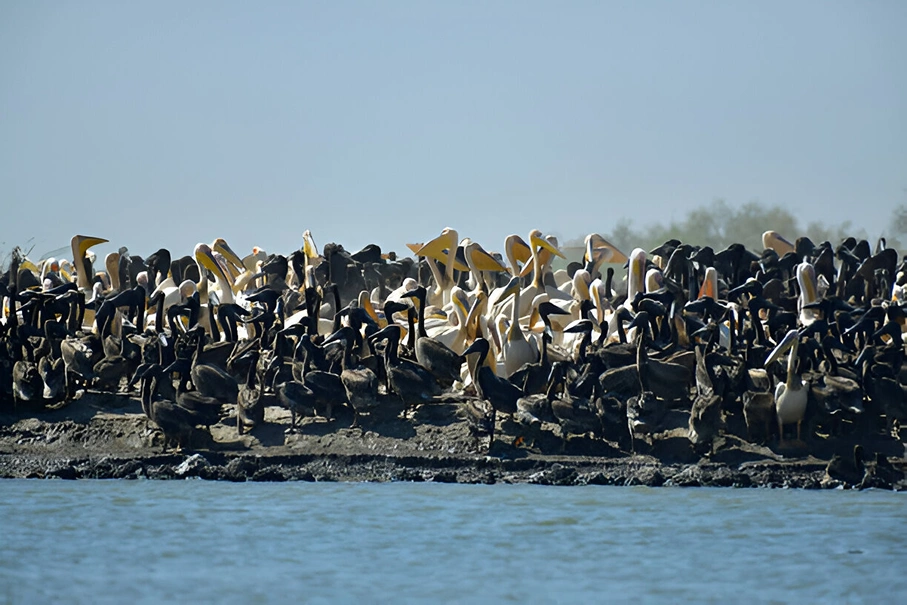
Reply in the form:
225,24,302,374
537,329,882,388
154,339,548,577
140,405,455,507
585,234,629,266
502,276,522,299
629,247,647,279
505,235,532,275
416,229,456,259
518,259,535,278
71,235,109,263
302,230,320,260
468,244,508,273
195,243,225,281
698,267,718,300
415,229,470,271
452,290,470,322
530,232,566,259
70,234,109,290
212,238,245,275
765,329,799,366
358,291,383,327
573,271,591,302
797,263,817,304
762,231,795,256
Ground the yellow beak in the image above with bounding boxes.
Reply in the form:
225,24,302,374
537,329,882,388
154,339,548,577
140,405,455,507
530,233,566,260
414,230,469,272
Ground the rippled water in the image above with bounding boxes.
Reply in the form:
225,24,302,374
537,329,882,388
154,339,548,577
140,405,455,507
0,480,904,603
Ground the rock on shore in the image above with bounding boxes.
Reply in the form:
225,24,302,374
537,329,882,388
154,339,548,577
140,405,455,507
1,391,905,489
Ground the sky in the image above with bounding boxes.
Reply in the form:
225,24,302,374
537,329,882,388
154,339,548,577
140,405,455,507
1,1,905,264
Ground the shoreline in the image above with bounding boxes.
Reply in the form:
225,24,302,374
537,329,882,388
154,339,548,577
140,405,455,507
2,391,903,489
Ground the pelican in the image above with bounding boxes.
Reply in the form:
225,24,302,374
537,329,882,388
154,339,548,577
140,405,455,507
70,235,108,292
424,287,471,351
414,227,468,307
765,329,808,443
698,266,718,300
501,230,567,318
584,233,628,278
504,234,532,277
762,231,795,256
462,239,508,300
797,262,819,326
210,238,246,282
495,276,539,378
195,243,235,306
105,252,121,292
626,247,647,301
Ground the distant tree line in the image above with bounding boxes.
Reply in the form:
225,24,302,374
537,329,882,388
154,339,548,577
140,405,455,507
565,200,907,257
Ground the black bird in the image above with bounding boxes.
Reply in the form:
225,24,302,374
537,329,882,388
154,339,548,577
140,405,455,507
138,364,209,451
462,338,523,443
237,350,264,435
324,326,379,428
398,286,464,388
369,324,441,414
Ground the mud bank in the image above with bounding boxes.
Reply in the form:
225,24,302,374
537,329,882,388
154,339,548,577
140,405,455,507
2,391,905,489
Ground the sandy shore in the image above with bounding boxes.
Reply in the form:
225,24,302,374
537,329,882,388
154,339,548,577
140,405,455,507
2,391,905,489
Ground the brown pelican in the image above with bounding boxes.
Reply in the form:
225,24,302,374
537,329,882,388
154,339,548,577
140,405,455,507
324,326,379,428
401,285,465,386
368,324,441,413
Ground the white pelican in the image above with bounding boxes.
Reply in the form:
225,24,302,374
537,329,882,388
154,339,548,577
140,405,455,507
765,329,808,443
584,233,628,278
698,266,718,300
462,239,508,300
413,227,469,307
503,234,532,277
508,230,567,317
762,231,795,256
70,234,108,292
625,248,647,309
105,252,121,292
195,243,235,306
495,276,539,377
797,262,819,326
210,238,246,282
425,286,471,351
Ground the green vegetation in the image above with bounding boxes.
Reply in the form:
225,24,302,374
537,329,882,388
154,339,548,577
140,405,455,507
567,201,906,256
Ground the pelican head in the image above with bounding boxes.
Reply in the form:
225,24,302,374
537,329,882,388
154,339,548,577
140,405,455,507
70,234,109,290
195,243,228,283
762,231,795,256
627,248,647,302
698,266,718,300
528,230,565,259
464,240,508,273
646,268,665,294
211,238,245,275
765,329,800,367
415,228,468,270
584,233,628,270
301,230,325,267
504,234,532,275
489,275,522,309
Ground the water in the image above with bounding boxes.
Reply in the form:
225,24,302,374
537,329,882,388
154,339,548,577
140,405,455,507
1,481,904,604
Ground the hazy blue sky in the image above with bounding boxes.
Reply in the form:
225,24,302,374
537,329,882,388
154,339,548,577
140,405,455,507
2,1,905,263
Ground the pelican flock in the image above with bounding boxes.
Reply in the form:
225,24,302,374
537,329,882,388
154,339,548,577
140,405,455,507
1,228,906,486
